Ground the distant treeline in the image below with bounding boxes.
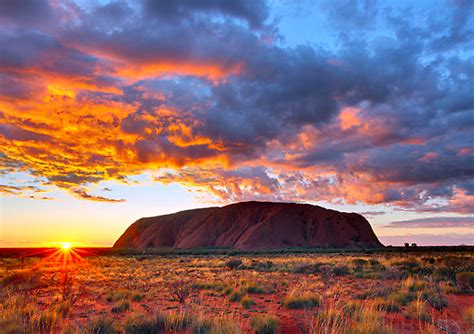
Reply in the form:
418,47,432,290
0,245,472,258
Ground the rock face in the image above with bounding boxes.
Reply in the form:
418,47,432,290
114,201,383,250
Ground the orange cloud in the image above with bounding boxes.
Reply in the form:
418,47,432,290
339,107,362,130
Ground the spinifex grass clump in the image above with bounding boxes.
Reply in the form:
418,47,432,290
251,314,278,334
283,287,321,309
305,301,393,334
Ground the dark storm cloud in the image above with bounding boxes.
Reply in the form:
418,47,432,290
142,0,269,28
0,0,53,27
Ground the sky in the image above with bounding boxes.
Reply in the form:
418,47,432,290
0,0,473,247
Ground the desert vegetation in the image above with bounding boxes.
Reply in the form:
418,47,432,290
0,250,473,333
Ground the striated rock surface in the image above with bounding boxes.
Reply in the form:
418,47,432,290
114,201,383,250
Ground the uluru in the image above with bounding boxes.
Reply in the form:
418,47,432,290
114,201,383,250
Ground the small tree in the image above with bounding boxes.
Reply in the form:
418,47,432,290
169,280,193,304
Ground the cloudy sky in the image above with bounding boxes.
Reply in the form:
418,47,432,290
1,0,473,247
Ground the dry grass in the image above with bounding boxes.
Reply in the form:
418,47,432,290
0,252,472,333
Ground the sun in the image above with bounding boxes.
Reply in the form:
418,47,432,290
60,242,72,251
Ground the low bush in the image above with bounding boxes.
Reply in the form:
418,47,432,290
111,299,130,314
106,289,131,302
84,316,118,334
291,262,324,274
192,317,240,334
229,289,246,302
283,291,320,309
225,259,243,270
387,291,415,307
373,299,400,312
332,264,350,276
403,300,431,322
420,289,448,310
241,296,256,309
463,306,474,327
164,311,193,332
168,280,193,304
456,272,474,292
124,313,164,334
251,315,278,334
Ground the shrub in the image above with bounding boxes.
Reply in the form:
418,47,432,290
291,262,324,274
251,315,278,334
356,286,392,300
84,316,117,334
31,309,59,332
342,301,362,315
169,280,193,304
332,264,350,276
387,291,415,307
352,259,368,271
164,311,193,332
229,289,246,302
192,317,240,334
241,296,256,309
1,270,45,290
392,260,420,274
456,272,474,292
106,289,131,302
403,300,431,322
250,260,274,272
283,292,320,309
245,282,268,294
319,264,334,284
421,257,435,264
347,306,393,334
111,299,130,314
131,291,144,302
401,277,426,292
124,313,164,334
373,299,400,312
420,289,448,310
383,266,407,280
225,259,242,270
435,256,474,282
463,306,474,327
